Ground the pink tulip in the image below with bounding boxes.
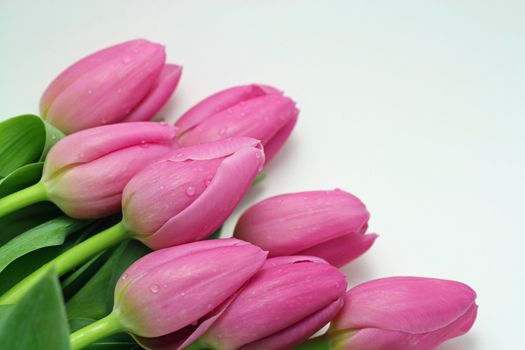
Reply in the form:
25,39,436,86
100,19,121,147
113,239,267,338
329,277,478,350
122,137,265,249
175,84,298,162
43,122,178,218
234,189,376,267
40,39,182,134
136,256,347,350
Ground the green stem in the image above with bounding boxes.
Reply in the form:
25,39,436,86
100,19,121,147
0,221,129,305
294,335,331,350
70,312,123,350
0,182,47,218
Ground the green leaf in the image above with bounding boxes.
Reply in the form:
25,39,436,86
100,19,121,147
0,219,96,295
0,115,63,177
0,202,61,245
0,305,15,329
0,162,43,197
0,270,70,350
66,241,151,320
61,250,111,301
69,319,139,350
0,216,92,274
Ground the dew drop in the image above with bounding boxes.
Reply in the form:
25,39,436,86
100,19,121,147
159,121,168,126
121,273,128,280
117,87,122,94
150,284,160,293
123,57,131,64
101,118,107,124
219,127,227,136
255,151,261,159
87,89,93,95
78,153,85,159
185,186,196,197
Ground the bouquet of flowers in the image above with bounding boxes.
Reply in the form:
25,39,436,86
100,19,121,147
0,39,477,350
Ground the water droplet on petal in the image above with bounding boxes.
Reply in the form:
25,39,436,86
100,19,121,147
219,127,227,136
159,121,168,126
121,273,128,280
150,284,160,293
186,186,196,197
87,89,93,95
123,57,131,64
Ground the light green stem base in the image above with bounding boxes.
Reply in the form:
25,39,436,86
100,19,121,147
0,221,129,305
0,182,47,218
70,312,123,350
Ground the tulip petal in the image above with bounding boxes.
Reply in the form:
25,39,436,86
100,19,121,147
262,109,298,162
41,39,150,115
333,277,477,334
43,122,177,179
123,64,183,122
176,84,281,135
165,137,261,161
335,304,478,350
45,40,166,133
260,255,329,271
234,189,369,256
48,143,175,218
143,143,264,248
178,94,298,152
242,298,344,350
116,238,250,293
201,259,347,349
297,232,377,267
116,242,267,337
122,156,224,234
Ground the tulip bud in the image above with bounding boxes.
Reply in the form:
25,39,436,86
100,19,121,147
43,122,178,218
175,84,298,162
135,256,346,350
234,189,376,267
40,39,182,134
329,277,478,350
113,239,267,338
122,137,265,249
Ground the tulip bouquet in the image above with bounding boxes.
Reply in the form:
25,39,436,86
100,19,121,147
0,39,477,350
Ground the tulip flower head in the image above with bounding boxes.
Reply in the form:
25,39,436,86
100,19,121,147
122,137,265,249
42,122,178,218
329,277,478,350
235,189,376,267
175,84,298,162
113,239,268,338
41,39,182,134
135,256,347,350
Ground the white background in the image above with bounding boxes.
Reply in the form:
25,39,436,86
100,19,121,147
1,1,524,349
